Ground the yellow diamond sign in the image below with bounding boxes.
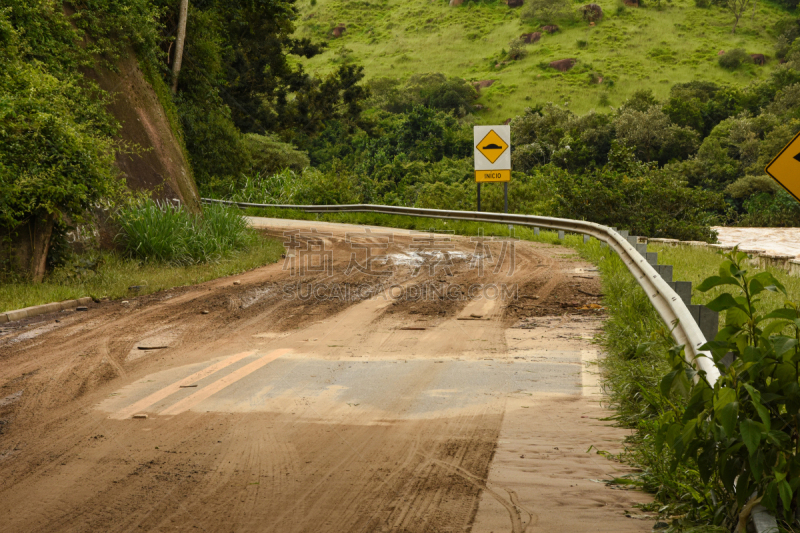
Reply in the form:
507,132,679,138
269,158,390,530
765,130,800,203
476,130,509,164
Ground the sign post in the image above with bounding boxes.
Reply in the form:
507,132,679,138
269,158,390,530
474,125,511,213
765,130,800,203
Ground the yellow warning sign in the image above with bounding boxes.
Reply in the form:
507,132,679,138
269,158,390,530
476,130,509,164
475,170,511,183
765,130,800,202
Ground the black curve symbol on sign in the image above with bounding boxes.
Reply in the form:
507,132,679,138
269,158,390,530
794,151,800,163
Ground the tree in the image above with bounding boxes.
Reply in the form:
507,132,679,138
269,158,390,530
0,12,123,281
171,0,188,94
549,144,724,241
727,0,751,33
208,0,327,134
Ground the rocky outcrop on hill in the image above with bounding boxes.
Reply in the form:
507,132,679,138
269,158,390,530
84,55,200,213
521,32,541,44
549,58,577,72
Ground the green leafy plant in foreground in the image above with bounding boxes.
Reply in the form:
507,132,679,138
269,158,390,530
657,249,800,531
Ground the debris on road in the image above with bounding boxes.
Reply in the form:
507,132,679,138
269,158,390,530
577,289,602,297
0,391,23,408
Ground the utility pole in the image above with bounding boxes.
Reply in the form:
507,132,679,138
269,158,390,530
171,0,189,94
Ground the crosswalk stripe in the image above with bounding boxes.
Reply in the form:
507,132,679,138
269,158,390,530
110,350,256,420
160,349,291,415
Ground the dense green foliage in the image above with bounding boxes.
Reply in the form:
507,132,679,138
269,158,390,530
545,144,724,241
366,74,478,117
0,1,141,234
160,0,370,189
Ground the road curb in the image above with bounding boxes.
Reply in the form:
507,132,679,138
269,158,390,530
0,297,93,324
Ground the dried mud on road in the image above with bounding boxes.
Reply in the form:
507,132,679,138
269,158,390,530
0,219,650,532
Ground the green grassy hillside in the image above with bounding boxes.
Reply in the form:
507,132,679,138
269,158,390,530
294,0,791,122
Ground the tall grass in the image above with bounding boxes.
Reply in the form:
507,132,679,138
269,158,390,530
116,200,257,265
219,171,300,204
651,242,800,313
576,242,708,525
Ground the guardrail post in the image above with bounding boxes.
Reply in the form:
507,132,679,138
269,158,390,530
619,229,629,238
666,281,692,305
625,236,647,255
534,227,540,236
583,235,591,244
558,230,565,240
689,305,719,342
655,265,673,282
646,252,658,265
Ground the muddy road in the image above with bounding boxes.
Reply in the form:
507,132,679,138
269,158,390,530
0,219,649,532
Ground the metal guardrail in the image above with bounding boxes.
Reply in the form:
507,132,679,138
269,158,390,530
203,198,721,385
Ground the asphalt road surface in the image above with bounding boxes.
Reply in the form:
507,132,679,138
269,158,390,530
0,218,650,532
